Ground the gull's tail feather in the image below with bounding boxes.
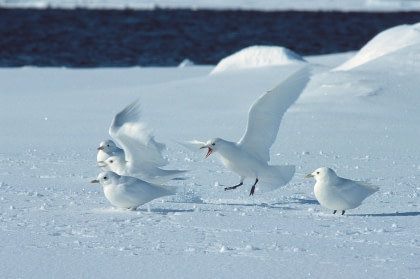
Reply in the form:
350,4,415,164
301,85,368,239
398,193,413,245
150,183,178,196
258,165,295,192
356,181,380,193
139,169,188,185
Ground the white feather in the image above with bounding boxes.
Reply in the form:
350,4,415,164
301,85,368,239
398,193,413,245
238,67,310,163
199,67,310,195
98,101,186,183
306,167,379,214
91,171,177,210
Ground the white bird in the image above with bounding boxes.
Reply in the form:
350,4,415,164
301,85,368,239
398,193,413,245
305,167,379,215
97,101,187,184
199,67,310,195
101,155,187,184
90,171,177,210
96,139,124,171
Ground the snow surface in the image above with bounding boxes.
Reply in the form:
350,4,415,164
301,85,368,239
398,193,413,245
1,23,420,278
3,0,420,11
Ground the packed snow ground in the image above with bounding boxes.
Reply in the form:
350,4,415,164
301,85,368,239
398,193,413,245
1,23,420,278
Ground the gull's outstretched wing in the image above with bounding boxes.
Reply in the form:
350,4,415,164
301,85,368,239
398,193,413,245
238,67,310,162
109,101,167,168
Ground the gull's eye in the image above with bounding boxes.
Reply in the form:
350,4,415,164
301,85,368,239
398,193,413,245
212,143,216,146
103,176,108,180
109,160,113,163
316,171,320,175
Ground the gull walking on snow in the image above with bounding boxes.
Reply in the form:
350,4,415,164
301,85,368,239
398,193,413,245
305,167,379,215
91,171,177,210
198,67,310,195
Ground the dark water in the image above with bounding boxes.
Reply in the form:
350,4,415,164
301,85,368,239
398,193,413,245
1,8,420,67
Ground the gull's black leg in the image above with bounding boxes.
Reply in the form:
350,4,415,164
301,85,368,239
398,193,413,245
249,178,259,196
333,210,337,214
341,210,345,215
225,182,243,191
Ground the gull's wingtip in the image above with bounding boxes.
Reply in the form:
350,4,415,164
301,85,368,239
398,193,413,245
357,181,380,192
109,99,142,134
266,65,311,96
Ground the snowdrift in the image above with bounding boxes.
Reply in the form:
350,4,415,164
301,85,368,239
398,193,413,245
210,46,306,74
334,22,420,71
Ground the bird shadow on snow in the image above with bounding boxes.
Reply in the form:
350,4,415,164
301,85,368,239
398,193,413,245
232,202,297,211
193,200,300,211
179,194,320,210
347,211,420,217
136,207,196,215
93,206,196,215
289,198,320,205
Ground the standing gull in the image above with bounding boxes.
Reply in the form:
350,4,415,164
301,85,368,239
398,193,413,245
305,167,379,215
97,101,187,184
199,67,310,195
91,171,177,210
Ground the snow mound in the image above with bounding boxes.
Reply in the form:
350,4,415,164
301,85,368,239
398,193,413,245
334,22,420,71
178,59,195,68
210,46,306,74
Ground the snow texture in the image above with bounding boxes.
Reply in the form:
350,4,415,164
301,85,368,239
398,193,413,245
1,22,420,278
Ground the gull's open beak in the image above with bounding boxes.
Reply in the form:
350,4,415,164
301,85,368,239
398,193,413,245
97,161,107,168
90,179,99,183
304,173,314,178
200,146,213,159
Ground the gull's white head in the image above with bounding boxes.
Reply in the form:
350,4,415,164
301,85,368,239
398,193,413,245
305,167,337,182
200,138,224,159
90,171,120,186
97,140,118,153
97,155,126,169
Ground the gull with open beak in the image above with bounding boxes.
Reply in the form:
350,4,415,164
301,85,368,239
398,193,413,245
199,67,310,196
